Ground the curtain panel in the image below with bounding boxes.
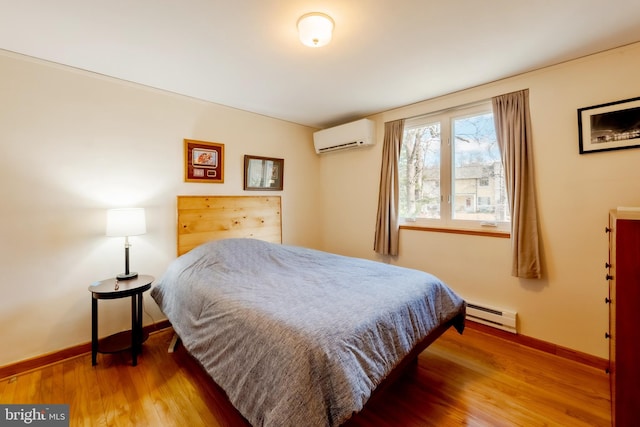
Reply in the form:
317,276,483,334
374,119,405,256
492,89,542,279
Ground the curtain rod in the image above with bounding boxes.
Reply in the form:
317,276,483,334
403,97,492,122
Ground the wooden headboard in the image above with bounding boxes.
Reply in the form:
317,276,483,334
177,195,282,256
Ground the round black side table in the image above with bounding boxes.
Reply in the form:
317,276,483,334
89,275,153,366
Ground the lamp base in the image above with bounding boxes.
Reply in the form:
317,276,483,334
116,272,138,280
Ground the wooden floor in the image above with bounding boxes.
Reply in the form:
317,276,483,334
0,327,610,426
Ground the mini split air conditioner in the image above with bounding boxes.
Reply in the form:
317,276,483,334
313,119,376,154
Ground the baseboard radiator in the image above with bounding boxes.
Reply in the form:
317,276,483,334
466,301,517,334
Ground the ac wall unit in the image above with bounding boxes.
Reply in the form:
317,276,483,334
313,118,376,154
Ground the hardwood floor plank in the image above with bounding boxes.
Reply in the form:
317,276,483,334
0,327,610,426
127,347,176,427
0,376,18,406
0,374,8,401
36,365,54,404
143,331,229,427
14,369,41,403
93,354,135,426
68,355,105,427
50,363,65,404
81,356,108,427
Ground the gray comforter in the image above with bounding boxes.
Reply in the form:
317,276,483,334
151,238,465,427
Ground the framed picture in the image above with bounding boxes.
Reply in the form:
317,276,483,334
184,139,224,183
578,96,640,154
243,155,284,191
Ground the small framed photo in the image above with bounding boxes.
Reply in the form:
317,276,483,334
578,96,640,154
184,139,224,183
244,155,284,191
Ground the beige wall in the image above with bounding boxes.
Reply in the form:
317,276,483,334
2,41,639,367
0,51,321,366
320,42,640,358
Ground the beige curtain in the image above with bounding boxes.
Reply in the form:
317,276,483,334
492,89,541,279
374,119,405,255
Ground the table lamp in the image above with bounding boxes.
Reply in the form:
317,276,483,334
106,208,146,280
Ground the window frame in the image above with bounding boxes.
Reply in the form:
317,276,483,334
399,102,511,235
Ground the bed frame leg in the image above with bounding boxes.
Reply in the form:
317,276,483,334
168,333,181,353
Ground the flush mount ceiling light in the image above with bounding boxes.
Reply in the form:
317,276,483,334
297,12,334,47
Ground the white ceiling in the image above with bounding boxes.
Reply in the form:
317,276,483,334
1,1,640,129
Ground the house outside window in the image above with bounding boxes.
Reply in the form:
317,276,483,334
399,102,510,232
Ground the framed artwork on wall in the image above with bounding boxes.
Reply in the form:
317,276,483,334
184,139,225,183
243,155,284,191
578,96,640,154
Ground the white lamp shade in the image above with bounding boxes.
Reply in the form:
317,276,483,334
106,208,146,237
297,13,334,47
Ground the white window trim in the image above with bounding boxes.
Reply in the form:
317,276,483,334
400,101,511,234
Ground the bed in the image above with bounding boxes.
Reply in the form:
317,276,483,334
152,195,465,427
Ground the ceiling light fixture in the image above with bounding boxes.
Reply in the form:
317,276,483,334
297,12,334,47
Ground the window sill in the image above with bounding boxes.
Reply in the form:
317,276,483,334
400,224,511,238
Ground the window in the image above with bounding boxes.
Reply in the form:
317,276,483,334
399,102,510,232
478,196,491,206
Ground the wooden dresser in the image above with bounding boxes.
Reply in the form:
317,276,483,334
607,208,640,426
